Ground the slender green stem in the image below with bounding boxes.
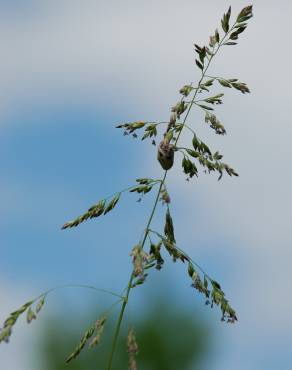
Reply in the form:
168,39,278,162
183,124,196,135
105,172,167,370
102,298,125,317
176,147,190,152
105,273,134,370
104,180,161,202
205,74,232,82
148,229,212,281
105,23,237,370
175,21,238,146
33,284,124,303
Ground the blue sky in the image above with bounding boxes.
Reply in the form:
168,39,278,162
1,1,292,370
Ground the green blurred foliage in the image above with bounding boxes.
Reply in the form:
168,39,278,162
37,301,212,370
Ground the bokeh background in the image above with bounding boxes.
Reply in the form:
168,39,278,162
1,1,291,369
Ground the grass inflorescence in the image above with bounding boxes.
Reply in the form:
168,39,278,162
1,5,253,370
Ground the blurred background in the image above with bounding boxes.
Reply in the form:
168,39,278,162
36,299,211,370
0,1,291,369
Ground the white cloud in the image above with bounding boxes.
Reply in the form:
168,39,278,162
2,0,288,121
